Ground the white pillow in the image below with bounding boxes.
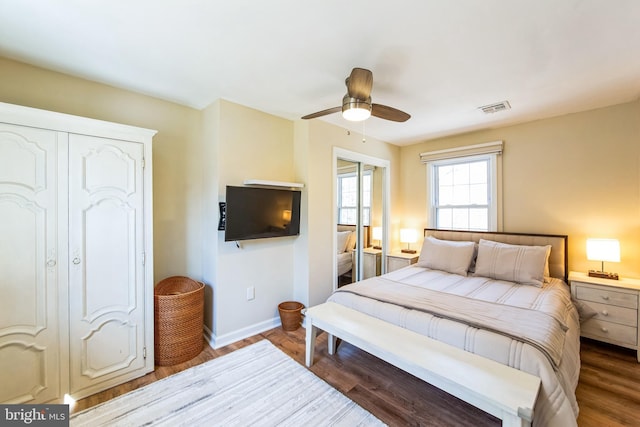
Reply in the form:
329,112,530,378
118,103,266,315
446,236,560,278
345,231,357,251
416,236,476,276
337,231,351,254
474,239,551,287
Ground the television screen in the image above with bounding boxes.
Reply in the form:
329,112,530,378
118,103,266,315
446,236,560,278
224,186,301,241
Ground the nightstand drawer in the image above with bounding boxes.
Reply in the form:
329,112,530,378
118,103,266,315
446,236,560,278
584,301,638,327
575,284,638,309
582,319,637,346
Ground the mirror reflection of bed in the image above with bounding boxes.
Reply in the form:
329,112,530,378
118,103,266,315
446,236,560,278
337,224,371,286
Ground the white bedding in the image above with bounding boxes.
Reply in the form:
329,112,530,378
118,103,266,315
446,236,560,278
328,265,580,427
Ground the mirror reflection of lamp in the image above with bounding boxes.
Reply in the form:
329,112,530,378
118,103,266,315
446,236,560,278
586,238,620,280
400,228,418,254
372,227,382,249
282,210,291,228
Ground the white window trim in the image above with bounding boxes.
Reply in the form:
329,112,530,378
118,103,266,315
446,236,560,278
420,140,503,163
423,141,503,231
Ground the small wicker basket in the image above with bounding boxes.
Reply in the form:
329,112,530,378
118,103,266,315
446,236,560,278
278,301,304,331
154,276,204,366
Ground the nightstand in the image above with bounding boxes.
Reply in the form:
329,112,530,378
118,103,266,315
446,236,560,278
362,248,382,279
386,252,419,273
569,271,640,362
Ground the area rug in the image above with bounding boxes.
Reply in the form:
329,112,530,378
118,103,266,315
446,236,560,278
70,339,385,426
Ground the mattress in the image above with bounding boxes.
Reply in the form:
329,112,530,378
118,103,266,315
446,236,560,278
337,251,352,277
328,266,580,427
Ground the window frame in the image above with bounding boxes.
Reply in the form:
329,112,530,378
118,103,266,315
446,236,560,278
424,143,502,232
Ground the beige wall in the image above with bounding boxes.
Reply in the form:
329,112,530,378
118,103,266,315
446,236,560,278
201,102,402,340
203,100,298,342
7,55,637,345
0,57,204,284
299,120,402,306
400,100,640,278
0,57,403,345
200,100,220,337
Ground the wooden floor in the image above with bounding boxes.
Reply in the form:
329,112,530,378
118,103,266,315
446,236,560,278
74,329,640,426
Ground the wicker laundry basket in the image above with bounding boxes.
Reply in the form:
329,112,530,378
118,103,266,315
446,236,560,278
154,276,204,366
278,301,304,331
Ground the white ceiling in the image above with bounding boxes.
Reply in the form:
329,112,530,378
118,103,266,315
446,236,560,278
1,0,639,145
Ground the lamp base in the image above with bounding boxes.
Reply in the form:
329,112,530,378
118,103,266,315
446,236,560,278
372,245,382,250
588,270,619,280
401,249,417,254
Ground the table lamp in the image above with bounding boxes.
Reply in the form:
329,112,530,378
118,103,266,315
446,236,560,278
400,228,418,254
372,227,382,250
586,238,620,280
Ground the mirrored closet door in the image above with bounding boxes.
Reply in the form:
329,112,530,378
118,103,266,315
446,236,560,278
334,149,389,288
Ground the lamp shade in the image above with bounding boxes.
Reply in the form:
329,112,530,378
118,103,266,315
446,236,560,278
586,239,620,263
372,227,383,241
400,228,418,244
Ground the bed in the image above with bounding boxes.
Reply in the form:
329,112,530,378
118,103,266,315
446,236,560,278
319,229,580,427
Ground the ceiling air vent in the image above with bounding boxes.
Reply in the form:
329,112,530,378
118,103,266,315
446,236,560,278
479,101,511,114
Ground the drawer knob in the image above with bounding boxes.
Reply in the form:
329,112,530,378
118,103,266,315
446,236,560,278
601,310,609,316
601,327,609,333
601,295,610,300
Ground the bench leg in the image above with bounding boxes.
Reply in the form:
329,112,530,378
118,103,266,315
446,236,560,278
305,323,318,367
501,413,531,427
327,333,337,355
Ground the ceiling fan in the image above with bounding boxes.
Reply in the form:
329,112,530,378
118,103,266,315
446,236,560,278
301,67,411,123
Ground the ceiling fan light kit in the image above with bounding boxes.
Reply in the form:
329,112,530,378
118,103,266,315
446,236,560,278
302,67,410,123
342,95,371,121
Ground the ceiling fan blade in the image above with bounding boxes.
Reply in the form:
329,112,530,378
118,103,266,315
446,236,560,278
371,104,411,122
346,68,373,100
301,106,341,120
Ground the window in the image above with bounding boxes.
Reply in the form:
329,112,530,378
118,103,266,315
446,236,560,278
421,142,502,231
337,171,371,225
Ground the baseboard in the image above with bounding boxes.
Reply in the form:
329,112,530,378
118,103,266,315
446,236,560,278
203,324,214,343
205,316,283,349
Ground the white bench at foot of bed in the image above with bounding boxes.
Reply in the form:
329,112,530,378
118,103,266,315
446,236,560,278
304,302,541,427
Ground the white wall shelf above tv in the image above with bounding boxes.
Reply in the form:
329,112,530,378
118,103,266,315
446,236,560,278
243,179,304,188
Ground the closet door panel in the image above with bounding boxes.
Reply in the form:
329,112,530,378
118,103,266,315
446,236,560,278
68,134,146,396
0,123,62,403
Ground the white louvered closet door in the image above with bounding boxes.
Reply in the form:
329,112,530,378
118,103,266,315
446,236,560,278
0,123,65,403
67,134,147,397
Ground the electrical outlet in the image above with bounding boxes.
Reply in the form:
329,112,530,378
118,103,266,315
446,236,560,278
246,286,255,301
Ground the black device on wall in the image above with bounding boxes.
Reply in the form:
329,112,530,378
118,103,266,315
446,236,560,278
218,202,226,230
224,185,301,241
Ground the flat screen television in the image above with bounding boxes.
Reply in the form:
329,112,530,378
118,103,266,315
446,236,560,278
224,185,301,241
